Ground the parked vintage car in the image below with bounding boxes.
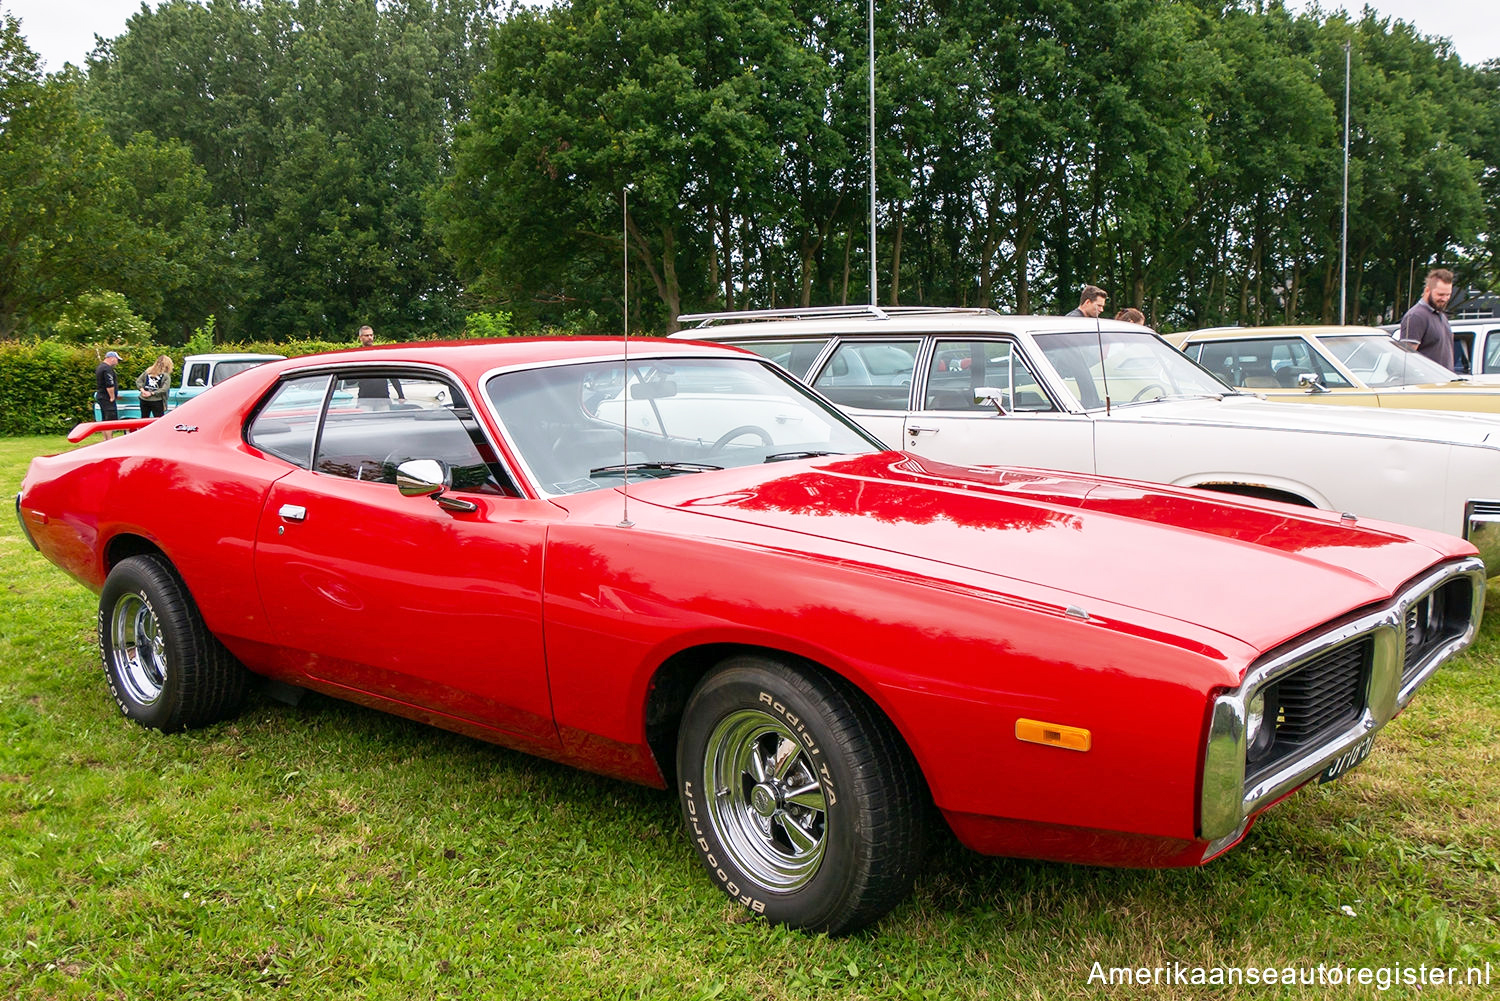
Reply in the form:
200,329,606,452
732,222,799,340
673,307,1500,573
94,352,285,420
1167,325,1500,408
18,339,1484,932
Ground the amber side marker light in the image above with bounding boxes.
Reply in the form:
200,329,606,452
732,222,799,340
1015,718,1091,752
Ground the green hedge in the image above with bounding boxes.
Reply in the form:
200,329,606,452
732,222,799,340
0,340,349,435
0,327,629,436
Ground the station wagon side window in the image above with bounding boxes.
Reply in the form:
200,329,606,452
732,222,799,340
720,337,830,379
1195,338,1351,389
922,339,1055,412
1480,330,1500,375
811,339,920,410
1450,332,1474,375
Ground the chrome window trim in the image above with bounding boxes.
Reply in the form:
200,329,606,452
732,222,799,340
1200,557,1484,840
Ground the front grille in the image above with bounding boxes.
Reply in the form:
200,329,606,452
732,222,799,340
1247,638,1369,782
1403,579,1475,685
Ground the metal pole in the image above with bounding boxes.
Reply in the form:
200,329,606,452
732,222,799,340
868,0,877,306
1340,40,1350,325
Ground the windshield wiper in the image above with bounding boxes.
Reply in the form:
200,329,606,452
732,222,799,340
589,461,724,475
763,450,845,462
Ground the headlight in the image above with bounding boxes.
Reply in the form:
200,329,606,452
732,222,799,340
1245,687,1275,764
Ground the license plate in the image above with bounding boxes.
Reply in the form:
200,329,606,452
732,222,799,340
1319,734,1376,784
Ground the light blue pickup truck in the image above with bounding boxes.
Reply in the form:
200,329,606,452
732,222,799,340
95,352,285,420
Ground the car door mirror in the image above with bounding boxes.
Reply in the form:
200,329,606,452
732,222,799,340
1296,372,1328,394
973,387,1008,415
396,458,446,497
396,459,479,512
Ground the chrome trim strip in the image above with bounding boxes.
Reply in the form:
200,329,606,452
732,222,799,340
1200,557,1484,840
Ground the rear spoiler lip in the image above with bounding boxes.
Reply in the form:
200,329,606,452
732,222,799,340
67,418,156,443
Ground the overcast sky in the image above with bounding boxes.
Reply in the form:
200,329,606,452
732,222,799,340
3,0,1497,73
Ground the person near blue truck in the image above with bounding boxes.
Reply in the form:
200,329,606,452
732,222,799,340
93,351,121,438
92,352,285,421
135,355,174,418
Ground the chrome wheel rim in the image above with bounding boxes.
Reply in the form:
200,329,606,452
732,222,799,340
703,709,828,890
110,592,167,706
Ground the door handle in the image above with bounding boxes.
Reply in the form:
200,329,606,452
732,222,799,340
278,504,307,522
906,425,940,435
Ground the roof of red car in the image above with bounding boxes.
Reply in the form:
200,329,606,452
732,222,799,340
273,336,748,382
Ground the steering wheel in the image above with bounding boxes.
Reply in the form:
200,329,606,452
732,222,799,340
708,424,773,453
1130,383,1167,402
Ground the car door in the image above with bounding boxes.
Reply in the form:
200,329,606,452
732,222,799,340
248,371,563,748
808,338,920,446
901,337,1096,471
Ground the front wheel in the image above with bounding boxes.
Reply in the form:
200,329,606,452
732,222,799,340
98,555,249,732
676,656,926,933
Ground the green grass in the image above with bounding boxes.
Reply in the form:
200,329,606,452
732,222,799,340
2,433,1497,999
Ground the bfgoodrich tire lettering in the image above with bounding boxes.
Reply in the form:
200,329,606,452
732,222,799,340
677,655,926,933
97,555,248,732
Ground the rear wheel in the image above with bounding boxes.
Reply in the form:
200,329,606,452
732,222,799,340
98,555,248,732
676,655,925,933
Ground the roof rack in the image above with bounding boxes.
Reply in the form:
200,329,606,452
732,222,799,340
676,305,1000,327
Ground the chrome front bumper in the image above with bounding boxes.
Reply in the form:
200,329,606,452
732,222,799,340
1200,558,1485,841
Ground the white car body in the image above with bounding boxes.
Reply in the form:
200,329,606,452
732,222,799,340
670,307,1500,571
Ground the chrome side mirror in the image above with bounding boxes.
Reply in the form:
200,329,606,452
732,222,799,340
396,459,477,512
1297,372,1329,394
973,387,1008,415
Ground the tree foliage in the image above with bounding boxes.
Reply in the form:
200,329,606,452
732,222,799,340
84,0,497,341
2,0,1498,343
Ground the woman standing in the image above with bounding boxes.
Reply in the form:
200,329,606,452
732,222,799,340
136,355,174,418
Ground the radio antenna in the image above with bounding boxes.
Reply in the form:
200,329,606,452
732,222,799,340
619,184,635,528
1096,316,1111,416
867,0,877,306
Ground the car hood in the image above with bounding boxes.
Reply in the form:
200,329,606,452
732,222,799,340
1105,393,1500,445
624,453,1468,657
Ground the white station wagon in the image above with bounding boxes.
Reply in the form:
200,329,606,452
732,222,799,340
670,306,1500,572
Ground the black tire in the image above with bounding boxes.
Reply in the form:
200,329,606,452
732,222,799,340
97,555,249,732
676,655,926,933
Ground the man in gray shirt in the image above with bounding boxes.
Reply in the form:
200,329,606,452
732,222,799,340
1399,268,1455,370
1066,285,1107,318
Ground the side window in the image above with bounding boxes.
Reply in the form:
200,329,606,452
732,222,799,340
723,338,830,379
811,339,920,410
1207,339,1350,389
315,374,514,495
923,340,1055,412
246,375,333,468
186,363,210,387
1451,332,1474,375
1482,330,1500,375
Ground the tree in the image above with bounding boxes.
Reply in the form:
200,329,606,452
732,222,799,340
86,0,496,340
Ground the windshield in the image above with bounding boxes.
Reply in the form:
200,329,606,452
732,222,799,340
1321,334,1464,387
485,356,880,494
1032,331,1231,410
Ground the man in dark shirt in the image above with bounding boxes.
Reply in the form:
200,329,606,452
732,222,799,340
94,351,121,438
354,324,404,407
1066,285,1107,318
1399,268,1455,370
